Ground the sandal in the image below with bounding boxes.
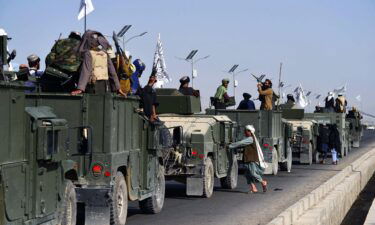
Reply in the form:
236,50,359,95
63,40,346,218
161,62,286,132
262,180,268,192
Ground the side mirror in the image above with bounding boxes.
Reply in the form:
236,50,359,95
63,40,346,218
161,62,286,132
173,127,183,145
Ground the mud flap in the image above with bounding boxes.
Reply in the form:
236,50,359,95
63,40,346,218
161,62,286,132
186,177,203,196
76,187,111,225
84,205,110,225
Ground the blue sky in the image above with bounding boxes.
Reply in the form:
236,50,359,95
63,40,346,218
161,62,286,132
1,0,374,116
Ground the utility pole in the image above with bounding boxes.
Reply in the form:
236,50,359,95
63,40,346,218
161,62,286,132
277,62,283,107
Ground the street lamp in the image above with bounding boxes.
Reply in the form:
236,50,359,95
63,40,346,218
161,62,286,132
177,50,210,87
125,32,148,45
228,65,248,98
117,25,132,49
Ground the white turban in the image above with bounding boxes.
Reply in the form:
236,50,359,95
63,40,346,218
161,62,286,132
245,125,255,133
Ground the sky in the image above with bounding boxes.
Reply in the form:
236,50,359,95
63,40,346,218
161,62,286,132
1,0,374,116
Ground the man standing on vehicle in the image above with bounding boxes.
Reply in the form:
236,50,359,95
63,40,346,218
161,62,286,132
71,30,124,96
139,71,159,122
229,125,268,193
335,94,347,113
324,92,335,112
257,79,273,110
213,78,230,109
130,59,146,94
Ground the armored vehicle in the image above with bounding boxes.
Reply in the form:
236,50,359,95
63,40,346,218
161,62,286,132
26,93,166,225
304,112,351,158
346,108,363,148
0,82,78,225
206,108,291,175
156,89,238,198
282,109,319,165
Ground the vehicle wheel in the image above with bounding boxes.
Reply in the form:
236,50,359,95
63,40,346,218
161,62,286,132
280,146,292,173
57,180,77,225
272,150,279,175
110,172,128,225
203,157,214,198
220,157,238,189
139,165,165,214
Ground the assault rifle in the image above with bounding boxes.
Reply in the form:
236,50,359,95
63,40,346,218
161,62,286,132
251,73,266,83
112,31,133,79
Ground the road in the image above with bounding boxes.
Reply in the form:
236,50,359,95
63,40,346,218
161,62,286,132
127,131,375,225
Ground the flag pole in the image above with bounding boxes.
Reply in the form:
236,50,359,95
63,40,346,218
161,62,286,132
84,2,87,32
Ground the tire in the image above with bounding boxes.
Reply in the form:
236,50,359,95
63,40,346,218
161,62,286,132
57,180,77,225
110,172,128,225
280,146,292,173
139,165,165,214
272,150,279,175
220,157,238,189
202,157,215,198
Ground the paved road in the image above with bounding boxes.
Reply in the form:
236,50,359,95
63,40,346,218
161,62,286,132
127,131,375,225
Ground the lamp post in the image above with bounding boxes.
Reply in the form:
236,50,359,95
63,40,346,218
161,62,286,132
228,65,248,98
177,50,210,87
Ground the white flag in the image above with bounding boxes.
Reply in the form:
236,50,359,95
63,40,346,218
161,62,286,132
333,84,346,96
78,0,94,20
295,84,309,108
153,34,170,88
356,95,361,102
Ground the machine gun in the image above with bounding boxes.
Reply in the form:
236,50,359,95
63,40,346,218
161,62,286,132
251,73,266,83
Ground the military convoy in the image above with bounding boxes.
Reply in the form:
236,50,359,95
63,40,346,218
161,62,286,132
0,29,365,225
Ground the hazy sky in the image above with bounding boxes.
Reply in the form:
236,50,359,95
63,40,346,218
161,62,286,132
1,0,374,115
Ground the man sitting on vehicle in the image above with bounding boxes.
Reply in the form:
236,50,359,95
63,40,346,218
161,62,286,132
178,76,199,97
280,94,296,110
237,93,255,110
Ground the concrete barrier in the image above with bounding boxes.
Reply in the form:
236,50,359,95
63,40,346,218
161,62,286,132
267,148,375,225
364,199,375,225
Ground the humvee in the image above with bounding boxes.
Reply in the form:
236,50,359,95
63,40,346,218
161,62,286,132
26,92,166,225
206,108,291,175
0,82,78,225
156,89,238,198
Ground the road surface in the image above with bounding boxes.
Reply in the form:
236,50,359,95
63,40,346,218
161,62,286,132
127,131,375,225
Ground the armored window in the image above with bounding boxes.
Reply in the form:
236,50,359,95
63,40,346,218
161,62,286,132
47,130,59,155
